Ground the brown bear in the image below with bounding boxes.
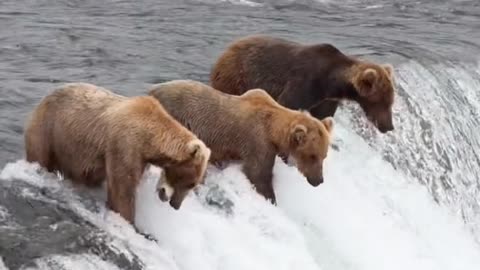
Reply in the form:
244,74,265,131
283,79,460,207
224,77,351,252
24,83,211,225
210,35,395,133
148,80,334,204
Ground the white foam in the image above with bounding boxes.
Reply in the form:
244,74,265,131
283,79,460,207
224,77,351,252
338,60,480,242
135,164,319,270
1,122,480,270
21,254,120,270
0,206,9,222
275,124,480,270
192,0,263,7
0,257,8,270
133,123,480,270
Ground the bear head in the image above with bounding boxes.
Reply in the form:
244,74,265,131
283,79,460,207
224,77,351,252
287,113,334,186
349,63,395,133
157,139,211,210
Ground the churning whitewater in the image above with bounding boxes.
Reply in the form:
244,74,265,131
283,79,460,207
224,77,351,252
2,110,480,269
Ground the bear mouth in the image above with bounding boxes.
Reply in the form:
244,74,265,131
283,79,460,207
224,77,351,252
375,121,394,133
158,187,170,202
286,155,297,167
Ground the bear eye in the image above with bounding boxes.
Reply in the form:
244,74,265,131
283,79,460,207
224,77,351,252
310,154,317,161
187,183,196,189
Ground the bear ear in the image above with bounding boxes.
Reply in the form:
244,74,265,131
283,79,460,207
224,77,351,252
357,68,378,97
187,139,209,162
321,117,334,133
383,64,394,77
291,124,307,146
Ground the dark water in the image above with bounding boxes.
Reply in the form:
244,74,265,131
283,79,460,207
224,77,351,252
1,0,479,166
0,0,479,161
1,0,480,268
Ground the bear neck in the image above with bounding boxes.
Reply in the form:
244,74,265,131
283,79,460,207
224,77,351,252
264,109,296,155
320,71,359,102
312,60,361,102
147,125,195,165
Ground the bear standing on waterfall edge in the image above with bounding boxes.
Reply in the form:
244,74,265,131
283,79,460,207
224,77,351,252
24,83,211,226
148,80,334,205
210,35,396,133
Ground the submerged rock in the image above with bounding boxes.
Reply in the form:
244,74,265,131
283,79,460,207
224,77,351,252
0,178,144,270
203,184,235,216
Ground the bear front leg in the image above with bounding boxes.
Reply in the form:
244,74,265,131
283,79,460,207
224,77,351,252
105,154,142,225
277,79,317,111
309,100,339,119
243,154,276,205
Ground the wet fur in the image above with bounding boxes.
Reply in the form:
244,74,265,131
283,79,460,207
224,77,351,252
148,80,333,204
24,83,210,224
210,34,395,133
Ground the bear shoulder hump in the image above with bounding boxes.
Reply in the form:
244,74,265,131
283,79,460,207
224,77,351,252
241,88,272,100
308,43,343,57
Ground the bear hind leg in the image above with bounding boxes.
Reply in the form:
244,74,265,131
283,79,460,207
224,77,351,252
25,122,56,172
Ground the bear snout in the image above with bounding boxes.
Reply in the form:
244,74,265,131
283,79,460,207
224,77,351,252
377,109,394,133
377,122,394,133
169,199,181,210
307,176,324,187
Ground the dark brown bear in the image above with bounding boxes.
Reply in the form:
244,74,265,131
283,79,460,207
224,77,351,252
148,80,334,204
210,35,395,133
24,83,211,225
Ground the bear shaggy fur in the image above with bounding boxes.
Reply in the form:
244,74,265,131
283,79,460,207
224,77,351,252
24,83,211,224
210,35,396,133
148,80,334,204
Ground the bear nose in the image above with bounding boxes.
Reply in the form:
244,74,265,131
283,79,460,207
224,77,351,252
379,124,394,133
169,199,181,210
307,176,324,187
158,188,169,202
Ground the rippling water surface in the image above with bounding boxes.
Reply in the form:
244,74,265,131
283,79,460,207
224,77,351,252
1,0,480,269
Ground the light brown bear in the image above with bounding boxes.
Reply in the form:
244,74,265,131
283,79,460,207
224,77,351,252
24,83,211,224
210,35,395,133
148,80,334,204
